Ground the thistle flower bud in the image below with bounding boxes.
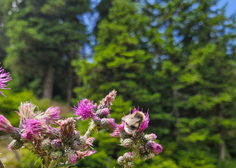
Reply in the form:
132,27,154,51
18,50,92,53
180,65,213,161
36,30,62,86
50,151,63,160
51,139,62,150
8,140,23,151
127,162,134,167
100,118,117,130
99,90,117,109
96,108,110,118
122,138,133,148
58,118,75,144
139,146,146,153
117,156,125,165
41,139,52,150
145,141,163,154
9,127,21,140
144,133,157,141
72,140,80,150
123,152,133,162
133,132,145,140
64,148,77,164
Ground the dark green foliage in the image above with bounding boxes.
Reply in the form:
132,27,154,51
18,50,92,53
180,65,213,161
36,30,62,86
0,0,89,100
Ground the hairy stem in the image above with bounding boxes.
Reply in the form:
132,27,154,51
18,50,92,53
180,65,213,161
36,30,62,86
84,120,97,139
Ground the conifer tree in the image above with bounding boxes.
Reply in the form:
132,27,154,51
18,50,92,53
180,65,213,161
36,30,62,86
1,0,89,101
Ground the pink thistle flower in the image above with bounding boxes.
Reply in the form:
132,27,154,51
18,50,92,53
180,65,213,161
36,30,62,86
69,152,78,164
72,99,96,120
137,110,150,132
99,90,117,108
51,139,62,150
43,106,60,124
0,115,13,133
145,141,163,155
0,63,12,97
145,133,157,141
76,150,97,159
22,119,52,141
110,121,125,137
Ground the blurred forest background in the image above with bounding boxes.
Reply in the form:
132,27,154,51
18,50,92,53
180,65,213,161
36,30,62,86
1,0,236,167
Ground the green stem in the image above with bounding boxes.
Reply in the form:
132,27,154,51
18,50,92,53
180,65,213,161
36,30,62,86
84,120,97,139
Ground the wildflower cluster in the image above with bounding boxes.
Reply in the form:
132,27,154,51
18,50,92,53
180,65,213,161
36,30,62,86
0,103,96,167
73,90,163,167
0,64,162,167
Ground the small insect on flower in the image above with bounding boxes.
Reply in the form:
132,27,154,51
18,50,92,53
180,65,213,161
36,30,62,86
122,111,145,135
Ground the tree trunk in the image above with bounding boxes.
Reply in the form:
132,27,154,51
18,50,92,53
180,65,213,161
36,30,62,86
173,88,180,132
219,106,226,160
219,138,226,160
66,49,75,105
42,65,54,99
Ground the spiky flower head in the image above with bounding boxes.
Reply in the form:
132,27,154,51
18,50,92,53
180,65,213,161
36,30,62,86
130,107,150,133
145,141,163,155
110,121,125,137
96,108,110,118
117,156,125,165
0,115,13,133
0,63,12,97
58,117,75,141
122,138,133,148
16,102,38,127
0,115,21,140
76,150,96,159
64,148,77,164
72,99,96,120
43,106,60,124
145,133,157,141
123,152,134,162
8,140,23,151
99,90,117,109
22,119,52,141
100,118,118,130
51,139,62,150
50,151,63,160
41,139,52,150
8,127,21,140
72,140,80,150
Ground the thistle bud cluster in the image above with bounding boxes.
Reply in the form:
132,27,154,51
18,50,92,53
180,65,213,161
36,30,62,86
0,90,163,168
117,152,134,168
1,103,96,167
72,90,118,138
111,107,163,165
